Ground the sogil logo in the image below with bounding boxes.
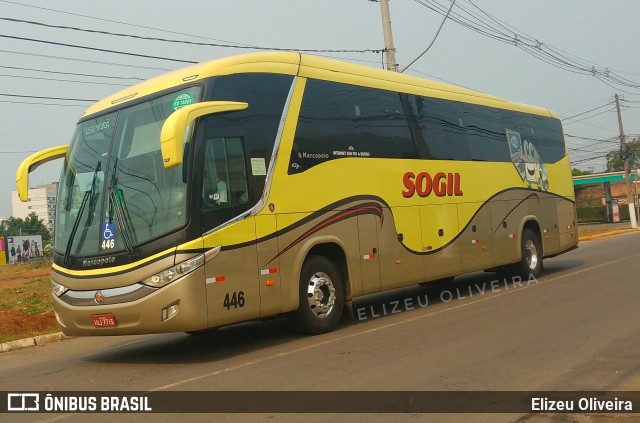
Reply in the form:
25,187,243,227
402,171,463,198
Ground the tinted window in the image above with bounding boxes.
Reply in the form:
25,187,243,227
529,115,565,163
413,96,470,160
207,73,293,170
502,111,565,164
290,79,417,174
292,79,564,170
464,103,510,162
358,87,417,158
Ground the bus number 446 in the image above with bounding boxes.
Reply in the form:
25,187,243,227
101,239,115,250
223,291,245,310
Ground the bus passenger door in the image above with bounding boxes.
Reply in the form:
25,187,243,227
255,214,282,317
358,211,381,295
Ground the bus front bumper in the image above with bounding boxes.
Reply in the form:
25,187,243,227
51,267,208,336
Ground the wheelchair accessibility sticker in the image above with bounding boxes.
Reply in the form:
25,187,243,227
101,223,116,250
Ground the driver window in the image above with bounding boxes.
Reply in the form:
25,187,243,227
202,136,250,210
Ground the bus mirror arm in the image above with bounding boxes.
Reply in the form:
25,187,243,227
160,101,249,169
15,145,68,202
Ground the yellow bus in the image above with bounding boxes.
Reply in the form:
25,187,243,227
17,52,577,336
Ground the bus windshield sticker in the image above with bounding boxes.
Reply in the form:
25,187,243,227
101,222,116,250
506,129,526,181
84,120,111,137
172,93,193,111
250,158,267,176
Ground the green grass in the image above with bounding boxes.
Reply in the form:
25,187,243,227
0,277,53,315
0,259,52,274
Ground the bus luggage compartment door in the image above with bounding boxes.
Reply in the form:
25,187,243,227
458,203,495,273
420,204,462,280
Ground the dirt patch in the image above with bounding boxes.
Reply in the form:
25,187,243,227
0,266,58,343
0,268,51,289
0,309,57,343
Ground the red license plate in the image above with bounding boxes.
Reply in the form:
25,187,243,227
91,314,117,328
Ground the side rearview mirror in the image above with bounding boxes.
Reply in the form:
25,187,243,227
160,101,249,169
16,145,68,202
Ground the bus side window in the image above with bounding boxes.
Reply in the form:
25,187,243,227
526,115,565,164
414,97,470,161
464,103,509,162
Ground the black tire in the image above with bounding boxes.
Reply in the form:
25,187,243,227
509,228,543,279
290,255,344,335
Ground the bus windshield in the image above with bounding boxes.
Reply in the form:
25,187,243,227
54,86,202,258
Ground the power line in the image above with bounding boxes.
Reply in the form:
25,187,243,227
558,96,614,116
567,143,616,153
560,103,613,121
562,107,617,126
0,100,89,107
570,153,611,165
0,16,384,54
566,120,617,132
0,93,96,102
0,73,130,86
0,0,261,47
401,0,457,72
0,65,144,81
410,0,640,93
564,134,619,144
0,49,173,71
0,34,197,64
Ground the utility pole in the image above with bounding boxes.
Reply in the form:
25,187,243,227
380,0,398,72
614,94,638,228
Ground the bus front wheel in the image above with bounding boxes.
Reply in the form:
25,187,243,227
291,255,344,335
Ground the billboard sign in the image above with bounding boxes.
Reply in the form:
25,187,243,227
0,237,6,266
6,235,44,264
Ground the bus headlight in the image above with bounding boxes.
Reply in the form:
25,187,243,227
141,254,204,288
51,279,68,297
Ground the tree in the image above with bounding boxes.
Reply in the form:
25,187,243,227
572,168,593,176
606,137,640,172
0,212,51,242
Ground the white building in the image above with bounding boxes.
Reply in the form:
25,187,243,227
11,183,58,233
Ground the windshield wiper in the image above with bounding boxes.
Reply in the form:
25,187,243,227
108,167,136,258
63,162,101,265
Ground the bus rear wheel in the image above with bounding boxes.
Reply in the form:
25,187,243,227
291,255,344,335
509,228,543,278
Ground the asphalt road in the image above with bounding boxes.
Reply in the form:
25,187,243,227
2,232,640,423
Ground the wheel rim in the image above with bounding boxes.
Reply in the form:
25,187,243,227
306,271,336,318
525,239,538,270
